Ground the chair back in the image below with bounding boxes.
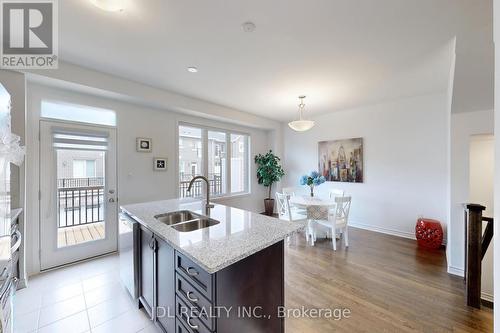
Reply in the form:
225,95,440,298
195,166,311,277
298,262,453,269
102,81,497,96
275,192,292,221
334,196,352,223
329,189,345,199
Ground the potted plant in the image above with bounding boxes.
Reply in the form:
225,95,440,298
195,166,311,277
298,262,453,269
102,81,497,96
255,150,285,216
300,171,326,197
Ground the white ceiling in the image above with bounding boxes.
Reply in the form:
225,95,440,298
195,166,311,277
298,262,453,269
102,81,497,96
59,0,493,121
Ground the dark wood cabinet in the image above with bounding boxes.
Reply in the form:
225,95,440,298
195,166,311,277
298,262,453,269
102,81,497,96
139,227,155,318
137,223,284,333
156,237,176,332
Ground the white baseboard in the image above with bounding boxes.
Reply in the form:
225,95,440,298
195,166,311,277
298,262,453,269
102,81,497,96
447,265,464,277
481,292,494,303
349,221,416,240
446,267,493,302
349,220,447,245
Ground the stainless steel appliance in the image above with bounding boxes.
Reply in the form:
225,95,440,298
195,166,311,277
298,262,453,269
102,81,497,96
119,211,139,304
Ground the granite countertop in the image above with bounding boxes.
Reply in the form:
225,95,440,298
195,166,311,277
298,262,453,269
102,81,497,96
121,199,305,274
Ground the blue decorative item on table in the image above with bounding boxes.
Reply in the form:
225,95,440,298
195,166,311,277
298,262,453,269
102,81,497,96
300,171,326,197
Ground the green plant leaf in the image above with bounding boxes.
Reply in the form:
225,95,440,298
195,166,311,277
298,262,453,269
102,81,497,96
254,150,285,199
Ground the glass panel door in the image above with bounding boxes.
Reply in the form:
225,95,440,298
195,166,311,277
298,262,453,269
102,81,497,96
56,150,105,248
40,120,117,270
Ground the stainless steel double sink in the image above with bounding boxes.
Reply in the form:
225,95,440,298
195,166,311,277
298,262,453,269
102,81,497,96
154,210,219,232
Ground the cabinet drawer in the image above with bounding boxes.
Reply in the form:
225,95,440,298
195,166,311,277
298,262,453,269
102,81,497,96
176,273,214,331
176,295,212,333
175,252,213,300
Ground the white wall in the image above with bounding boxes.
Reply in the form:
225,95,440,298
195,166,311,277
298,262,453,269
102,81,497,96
494,0,500,327
25,83,272,275
449,110,494,276
470,136,495,217
282,93,449,238
469,135,494,302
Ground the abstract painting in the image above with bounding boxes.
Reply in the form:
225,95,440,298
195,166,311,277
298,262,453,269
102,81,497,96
318,138,363,183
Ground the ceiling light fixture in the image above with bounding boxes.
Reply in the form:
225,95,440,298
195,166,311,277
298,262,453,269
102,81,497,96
187,67,198,73
90,0,126,12
288,96,315,132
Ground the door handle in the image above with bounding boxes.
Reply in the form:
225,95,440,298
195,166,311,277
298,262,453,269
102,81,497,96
108,198,115,203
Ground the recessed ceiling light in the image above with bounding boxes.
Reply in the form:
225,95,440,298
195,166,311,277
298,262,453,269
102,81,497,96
242,21,256,32
187,67,198,73
90,0,126,12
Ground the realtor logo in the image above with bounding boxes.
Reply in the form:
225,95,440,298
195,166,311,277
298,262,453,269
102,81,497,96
1,0,58,69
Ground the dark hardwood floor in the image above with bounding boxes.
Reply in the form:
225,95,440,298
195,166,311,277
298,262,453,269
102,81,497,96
284,227,493,332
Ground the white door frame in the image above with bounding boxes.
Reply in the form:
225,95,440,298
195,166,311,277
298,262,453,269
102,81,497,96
39,119,118,270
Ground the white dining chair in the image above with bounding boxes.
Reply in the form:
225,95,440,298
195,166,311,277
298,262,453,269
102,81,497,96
329,189,344,199
275,192,307,243
310,196,352,251
326,189,344,238
281,187,307,215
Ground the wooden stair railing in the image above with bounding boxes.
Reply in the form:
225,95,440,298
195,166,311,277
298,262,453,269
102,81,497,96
464,204,494,309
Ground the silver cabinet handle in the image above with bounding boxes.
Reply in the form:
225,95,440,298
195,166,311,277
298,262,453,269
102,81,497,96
186,317,198,330
186,267,199,276
11,230,21,254
108,198,115,203
186,291,198,303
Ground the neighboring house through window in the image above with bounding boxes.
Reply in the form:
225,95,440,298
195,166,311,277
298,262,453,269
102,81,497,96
73,159,97,178
178,124,250,198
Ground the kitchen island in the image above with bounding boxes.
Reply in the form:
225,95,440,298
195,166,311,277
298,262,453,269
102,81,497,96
120,199,304,333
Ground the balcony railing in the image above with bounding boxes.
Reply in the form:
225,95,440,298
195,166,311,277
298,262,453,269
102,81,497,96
57,177,104,228
179,174,222,198
58,177,104,188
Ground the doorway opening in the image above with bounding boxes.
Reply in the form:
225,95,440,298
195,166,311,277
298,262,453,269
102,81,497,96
40,120,117,270
468,134,494,303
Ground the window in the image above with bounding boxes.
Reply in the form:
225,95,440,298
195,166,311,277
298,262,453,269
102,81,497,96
42,101,116,126
179,126,203,197
230,134,248,193
208,131,227,196
178,124,250,198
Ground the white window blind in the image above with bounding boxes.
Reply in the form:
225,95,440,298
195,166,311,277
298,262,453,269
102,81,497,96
52,128,109,151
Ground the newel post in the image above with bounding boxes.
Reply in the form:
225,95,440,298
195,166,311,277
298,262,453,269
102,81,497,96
465,203,485,308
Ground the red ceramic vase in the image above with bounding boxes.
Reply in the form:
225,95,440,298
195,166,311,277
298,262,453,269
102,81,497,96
415,218,443,249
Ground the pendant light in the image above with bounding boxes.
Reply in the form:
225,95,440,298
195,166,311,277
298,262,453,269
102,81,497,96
288,96,315,132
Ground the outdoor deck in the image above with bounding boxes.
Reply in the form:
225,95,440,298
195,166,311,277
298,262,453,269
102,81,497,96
57,222,105,248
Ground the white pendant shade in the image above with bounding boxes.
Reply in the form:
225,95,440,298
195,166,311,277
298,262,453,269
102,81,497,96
90,0,126,12
288,120,315,132
288,95,315,132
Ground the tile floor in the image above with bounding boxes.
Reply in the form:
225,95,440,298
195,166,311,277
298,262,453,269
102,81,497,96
14,254,156,333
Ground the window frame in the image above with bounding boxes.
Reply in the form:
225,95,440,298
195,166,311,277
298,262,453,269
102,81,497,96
177,122,251,199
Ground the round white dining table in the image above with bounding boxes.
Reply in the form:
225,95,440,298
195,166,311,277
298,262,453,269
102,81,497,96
288,195,336,240
288,195,337,209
